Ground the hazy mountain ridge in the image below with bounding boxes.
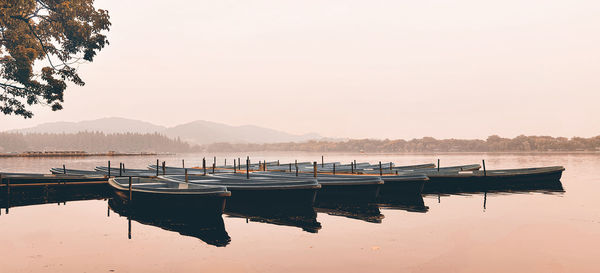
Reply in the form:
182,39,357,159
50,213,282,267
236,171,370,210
7,117,322,145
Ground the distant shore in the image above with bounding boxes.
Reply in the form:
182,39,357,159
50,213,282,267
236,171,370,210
0,151,172,158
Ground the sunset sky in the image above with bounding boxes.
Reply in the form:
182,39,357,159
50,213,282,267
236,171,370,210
1,0,598,139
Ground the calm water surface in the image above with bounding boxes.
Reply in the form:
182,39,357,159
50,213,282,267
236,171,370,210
1,153,599,272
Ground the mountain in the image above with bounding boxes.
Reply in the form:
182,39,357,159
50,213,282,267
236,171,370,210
163,120,321,144
8,117,322,145
10,117,166,134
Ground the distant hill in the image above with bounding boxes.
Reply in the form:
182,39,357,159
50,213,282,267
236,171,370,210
10,117,166,134
8,117,322,145
163,120,321,145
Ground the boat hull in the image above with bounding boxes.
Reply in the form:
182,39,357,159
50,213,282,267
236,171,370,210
226,187,318,210
423,169,564,194
110,187,227,216
316,183,381,203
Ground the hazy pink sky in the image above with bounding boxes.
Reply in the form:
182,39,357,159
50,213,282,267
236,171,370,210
1,0,599,139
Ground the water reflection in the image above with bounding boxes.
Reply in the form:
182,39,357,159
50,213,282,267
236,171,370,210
225,206,321,233
377,194,429,213
422,179,565,195
0,183,109,214
315,202,384,223
108,198,231,247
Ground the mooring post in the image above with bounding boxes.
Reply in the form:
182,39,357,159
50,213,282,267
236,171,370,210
213,156,216,167
379,161,382,176
333,163,336,175
313,161,317,178
295,160,298,177
182,159,185,168
351,161,354,174
108,161,111,177
203,157,206,175
63,164,66,174
246,156,250,179
289,163,292,172
156,159,159,176
390,162,393,170
225,159,227,168
321,155,324,167
212,162,215,174
234,160,237,173
185,169,188,183
437,159,440,172
482,159,487,176
119,163,122,177
238,158,241,170
162,161,166,175
277,160,280,166
128,176,132,201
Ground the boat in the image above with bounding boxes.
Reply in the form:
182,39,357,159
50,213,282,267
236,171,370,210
108,177,230,216
163,173,321,209
148,164,234,175
377,174,429,198
252,172,383,203
422,166,565,194
361,164,481,175
49,168,106,176
1,172,108,185
95,166,157,177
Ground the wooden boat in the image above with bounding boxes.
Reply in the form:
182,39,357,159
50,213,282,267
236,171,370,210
163,174,321,209
0,172,107,185
50,168,106,176
108,198,230,246
95,166,157,177
253,172,383,203
422,166,565,194
147,164,233,175
108,177,230,216
378,174,429,197
361,164,481,175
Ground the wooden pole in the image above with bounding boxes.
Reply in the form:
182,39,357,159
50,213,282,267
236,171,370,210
212,162,215,174
63,164,66,174
351,161,354,174
379,161,382,176
277,160,280,166
295,160,298,177
289,163,292,172
213,156,216,167
390,162,393,170
108,161,111,177
246,156,250,179
313,161,317,178
321,156,324,167
437,159,440,172
162,161,166,175
182,159,185,168
128,176,132,201
234,160,237,173
225,158,227,168
482,159,487,176
119,163,122,177
156,159,159,176
238,158,241,170
333,163,336,175
185,169,188,182
203,157,206,175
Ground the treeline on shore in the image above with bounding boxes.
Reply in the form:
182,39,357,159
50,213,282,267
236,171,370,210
0,132,195,153
205,135,600,153
1,132,599,153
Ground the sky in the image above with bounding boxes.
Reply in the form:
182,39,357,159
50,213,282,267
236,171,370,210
1,0,599,139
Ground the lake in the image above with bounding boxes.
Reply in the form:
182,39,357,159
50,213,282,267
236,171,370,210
0,152,598,272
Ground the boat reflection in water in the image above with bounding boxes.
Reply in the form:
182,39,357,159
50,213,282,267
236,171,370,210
0,182,109,214
315,201,384,223
108,198,231,247
225,205,321,233
377,194,429,213
423,178,565,195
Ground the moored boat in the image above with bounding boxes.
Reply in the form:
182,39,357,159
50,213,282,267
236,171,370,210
422,166,565,194
108,177,230,216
